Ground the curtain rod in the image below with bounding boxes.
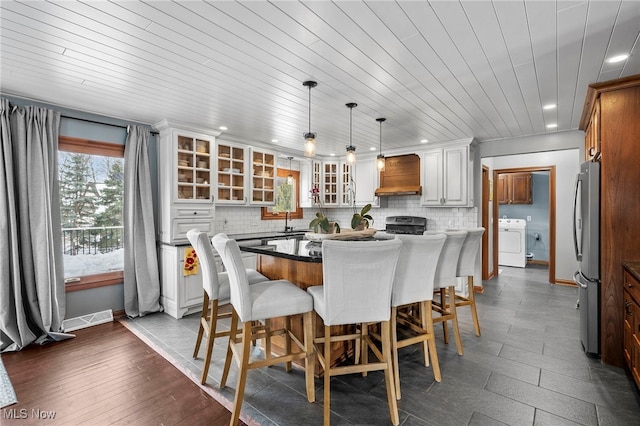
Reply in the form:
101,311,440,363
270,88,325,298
61,115,159,135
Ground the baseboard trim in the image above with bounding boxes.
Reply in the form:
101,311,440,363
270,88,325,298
473,285,484,294
555,279,577,287
527,259,550,266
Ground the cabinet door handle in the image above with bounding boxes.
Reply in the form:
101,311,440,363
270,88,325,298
625,301,632,316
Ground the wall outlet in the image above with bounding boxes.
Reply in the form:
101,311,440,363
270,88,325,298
527,215,532,221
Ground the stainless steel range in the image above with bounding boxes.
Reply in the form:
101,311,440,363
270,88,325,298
384,216,427,235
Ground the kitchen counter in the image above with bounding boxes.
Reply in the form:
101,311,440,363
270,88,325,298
227,230,309,242
240,238,321,264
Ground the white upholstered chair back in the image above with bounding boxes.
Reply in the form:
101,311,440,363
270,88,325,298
320,239,402,326
426,230,467,289
186,229,221,300
456,228,485,277
211,233,252,322
392,234,446,307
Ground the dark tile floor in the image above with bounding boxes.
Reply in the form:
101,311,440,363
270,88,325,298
123,265,640,425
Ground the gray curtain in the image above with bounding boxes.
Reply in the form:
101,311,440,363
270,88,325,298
123,125,162,317
0,98,66,352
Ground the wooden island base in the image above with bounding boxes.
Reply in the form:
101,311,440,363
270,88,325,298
256,253,354,376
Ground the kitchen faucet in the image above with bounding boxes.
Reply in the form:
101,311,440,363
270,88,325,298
284,211,293,232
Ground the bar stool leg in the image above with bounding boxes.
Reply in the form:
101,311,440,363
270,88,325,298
229,321,252,426
467,276,481,336
323,325,332,426
448,285,464,356
381,320,399,425
303,311,316,403
423,300,441,382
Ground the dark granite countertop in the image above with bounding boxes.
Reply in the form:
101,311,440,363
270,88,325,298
227,230,309,241
623,261,640,282
240,243,322,263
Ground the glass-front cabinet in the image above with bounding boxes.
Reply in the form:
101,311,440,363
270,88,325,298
176,135,212,202
216,141,246,204
250,148,277,205
322,161,339,206
154,120,219,244
340,162,353,205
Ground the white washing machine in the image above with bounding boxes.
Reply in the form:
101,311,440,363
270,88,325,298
498,218,527,268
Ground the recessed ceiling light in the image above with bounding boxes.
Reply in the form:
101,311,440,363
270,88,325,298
546,123,558,129
219,126,228,131
543,104,556,110
370,147,376,151
271,139,278,143
420,139,428,143
329,153,335,156
606,54,630,63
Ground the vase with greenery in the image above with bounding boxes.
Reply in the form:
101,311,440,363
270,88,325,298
350,203,374,231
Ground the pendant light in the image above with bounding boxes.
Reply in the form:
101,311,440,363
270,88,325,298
302,80,317,157
286,156,294,185
345,102,357,164
376,117,386,172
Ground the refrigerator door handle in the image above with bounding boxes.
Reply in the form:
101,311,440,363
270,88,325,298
573,175,583,261
574,270,588,289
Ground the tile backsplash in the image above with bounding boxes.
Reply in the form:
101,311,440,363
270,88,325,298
215,195,479,235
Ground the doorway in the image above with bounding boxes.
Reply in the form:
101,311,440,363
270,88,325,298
486,166,556,284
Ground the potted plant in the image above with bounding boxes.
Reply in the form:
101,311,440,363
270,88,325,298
351,203,374,231
308,186,340,234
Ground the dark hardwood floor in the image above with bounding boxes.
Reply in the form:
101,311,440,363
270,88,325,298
2,321,245,426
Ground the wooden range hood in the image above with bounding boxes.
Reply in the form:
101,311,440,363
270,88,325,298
375,154,422,196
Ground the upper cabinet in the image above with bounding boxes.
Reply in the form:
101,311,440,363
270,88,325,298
497,172,532,204
250,148,277,205
353,157,380,207
311,160,354,207
340,162,354,206
154,120,219,244
421,144,472,207
216,141,246,204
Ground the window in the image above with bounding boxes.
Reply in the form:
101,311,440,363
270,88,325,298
261,169,303,220
58,136,125,291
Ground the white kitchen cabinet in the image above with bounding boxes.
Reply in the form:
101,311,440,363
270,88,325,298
311,160,353,207
215,140,247,204
155,120,219,244
421,144,471,207
353,157,380,207
298,159,314,208
340,161,354,206
159,244,256,319
249,148,277,205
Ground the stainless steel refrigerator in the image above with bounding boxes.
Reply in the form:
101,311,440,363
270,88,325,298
573,161,600,355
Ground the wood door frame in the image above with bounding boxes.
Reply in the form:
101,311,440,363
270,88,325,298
490,166,556,284
482,166,490,280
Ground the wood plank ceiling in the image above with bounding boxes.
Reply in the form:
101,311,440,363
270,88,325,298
1,1,639,157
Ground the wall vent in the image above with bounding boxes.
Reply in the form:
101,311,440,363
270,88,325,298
62,309,114,332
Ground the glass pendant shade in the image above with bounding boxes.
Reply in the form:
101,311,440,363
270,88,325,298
304,133,316,157
302,81,317,157
287,156,294,184
346,146,356,164
376,117,386,171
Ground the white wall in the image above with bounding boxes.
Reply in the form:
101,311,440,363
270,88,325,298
480,131,583,282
